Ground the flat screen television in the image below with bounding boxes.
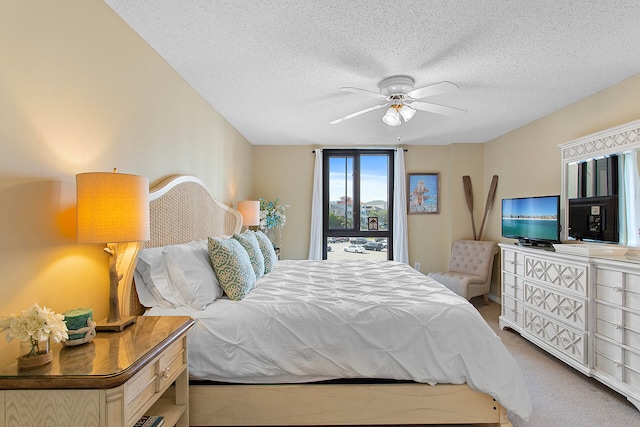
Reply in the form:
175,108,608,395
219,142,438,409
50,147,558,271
502,195,561,247
568,195,618,243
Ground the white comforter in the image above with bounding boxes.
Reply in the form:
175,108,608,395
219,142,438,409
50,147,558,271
147,259,531,419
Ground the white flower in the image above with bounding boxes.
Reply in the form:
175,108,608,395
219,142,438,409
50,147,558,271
259,198,288,230
0,304,68,356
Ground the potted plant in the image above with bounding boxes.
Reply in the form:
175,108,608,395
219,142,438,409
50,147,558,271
0,303,68,370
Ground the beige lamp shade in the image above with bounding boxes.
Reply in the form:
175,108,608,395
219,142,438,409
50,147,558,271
237,200,260,227
76,171,150,243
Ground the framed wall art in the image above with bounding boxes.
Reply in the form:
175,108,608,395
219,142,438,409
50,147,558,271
407,172,440,214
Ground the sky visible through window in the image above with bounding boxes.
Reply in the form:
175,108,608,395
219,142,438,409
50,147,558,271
329,155,388,203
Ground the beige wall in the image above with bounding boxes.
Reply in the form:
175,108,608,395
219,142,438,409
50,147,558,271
0,0,252,366
252,144,487,274
251,146,316,259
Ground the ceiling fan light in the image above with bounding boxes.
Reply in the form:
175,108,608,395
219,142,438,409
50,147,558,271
382,108,401,126
399,105,416,122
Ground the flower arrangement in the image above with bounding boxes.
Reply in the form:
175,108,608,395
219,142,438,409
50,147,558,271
0,303,68,358
259,197,288,230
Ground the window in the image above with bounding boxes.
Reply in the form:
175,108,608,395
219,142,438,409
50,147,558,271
323,149,394,259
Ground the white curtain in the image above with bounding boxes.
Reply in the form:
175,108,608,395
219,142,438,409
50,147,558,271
308,149,323,260
621,152,640,246
393,149,409,263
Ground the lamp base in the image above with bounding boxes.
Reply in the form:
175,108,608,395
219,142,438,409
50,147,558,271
95,316,137,332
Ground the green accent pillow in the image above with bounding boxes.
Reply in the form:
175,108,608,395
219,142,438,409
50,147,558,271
207,237,256,301
233,231,265,279
254,230,278,273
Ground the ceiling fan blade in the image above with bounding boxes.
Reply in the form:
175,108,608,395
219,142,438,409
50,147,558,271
410,101,467,117
339,87,388,100
407,81,458,100
329,103,389,124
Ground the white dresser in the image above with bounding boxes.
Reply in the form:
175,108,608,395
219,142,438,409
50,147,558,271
499,243,640,410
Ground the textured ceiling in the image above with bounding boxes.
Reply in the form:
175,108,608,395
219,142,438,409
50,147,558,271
104,1,640,146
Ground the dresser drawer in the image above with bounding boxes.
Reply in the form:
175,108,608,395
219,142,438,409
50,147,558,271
625,349,640,390
626,310,640,352
125,336,187,425
524,282,586,329
503,273,523,300
502,249,523,276
595,267,640,309
502,294,523,326
595,337,624,381
524,308,587,364
626,274,640,309
597,342,640,391
525,256,587,296
595,303,623,342
596,303,640,352
595,268,624,305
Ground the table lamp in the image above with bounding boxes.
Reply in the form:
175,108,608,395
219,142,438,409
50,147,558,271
237,200,260,231
76,169,150,331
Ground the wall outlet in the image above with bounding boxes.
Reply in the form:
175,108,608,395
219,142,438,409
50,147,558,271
414,262,421,272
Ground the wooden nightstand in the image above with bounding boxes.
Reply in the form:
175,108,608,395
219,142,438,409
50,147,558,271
0,316,194,427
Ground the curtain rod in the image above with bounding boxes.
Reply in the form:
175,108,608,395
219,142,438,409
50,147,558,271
312,148,408,153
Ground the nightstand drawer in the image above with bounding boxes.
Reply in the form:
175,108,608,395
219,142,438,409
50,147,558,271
158,336,187,391
126,335,187,425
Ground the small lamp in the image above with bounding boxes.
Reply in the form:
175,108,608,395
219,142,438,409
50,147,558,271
76,169,150,332
237,200,260,231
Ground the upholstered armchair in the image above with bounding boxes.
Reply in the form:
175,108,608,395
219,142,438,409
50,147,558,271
428,240,499,304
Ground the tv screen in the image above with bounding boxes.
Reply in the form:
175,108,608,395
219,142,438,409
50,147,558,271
568,195,618,243
502,195,561,246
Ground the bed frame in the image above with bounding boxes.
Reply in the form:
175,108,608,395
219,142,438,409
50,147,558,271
120,175,512,427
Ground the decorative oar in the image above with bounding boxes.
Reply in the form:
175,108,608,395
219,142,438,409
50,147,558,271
462,175,477,240
478,175,499,241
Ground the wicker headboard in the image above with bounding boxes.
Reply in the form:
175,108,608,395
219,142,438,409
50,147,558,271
121,175,243,316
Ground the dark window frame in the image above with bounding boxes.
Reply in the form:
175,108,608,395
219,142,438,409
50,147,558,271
322,149,394,259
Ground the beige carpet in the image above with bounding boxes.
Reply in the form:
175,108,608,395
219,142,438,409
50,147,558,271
471,300,640,427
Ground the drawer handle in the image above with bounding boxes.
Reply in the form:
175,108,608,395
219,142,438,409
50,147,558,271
614,287,623,293
614,323,623,330
563,275,574,280
535,268,543,273
614,360,622,368
507,260,515,265
162,367,171,379
562,305,571,311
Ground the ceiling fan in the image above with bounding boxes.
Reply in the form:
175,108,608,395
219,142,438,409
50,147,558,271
329,75,466,126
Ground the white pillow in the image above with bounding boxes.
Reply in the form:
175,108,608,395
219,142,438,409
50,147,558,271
135,246,176,307
135,241,223,309
162,241,223,309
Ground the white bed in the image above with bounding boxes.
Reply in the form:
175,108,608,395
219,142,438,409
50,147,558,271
121,175,531,426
